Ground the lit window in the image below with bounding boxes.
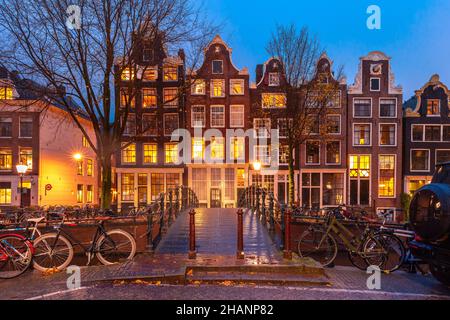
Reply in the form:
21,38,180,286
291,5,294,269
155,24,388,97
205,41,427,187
326,141,340,164
191,79,206,95
76,159,83,175
210,137,224,160
211,79,225,97
379,155,395,197
380,99,396,117
212,60,223,74
0,117,12,137
411,150,429,171
163,88,178,107
164,143,178,164
211,105,225,127
279,145,290,165
142,67,158,81
427,99,440,116
87,159,93,176
142,114,158,136
121,174,134,201
353,124,371,146
0,182,11,204
77,184,83,203
122,143,136,163
19,148,33,170
121,68,134,81
86,185,93,203
262,93,286,108
163,114,179,136
370,78,380,91
230,105,244,128
254,118,271,138
255,145,271,165
349,155,370,178
354,99,371,117
230,137,245,161
0,87,13,99
142,88,157,108
19,117,32,137
120,88,135,108
269,73,280,86
82,136,89,147
143,144,157,164
306,141,320,165
0,148,12,170
191,106,205,128
163,65,178,81
192,138,205,160
230,79,244,95
380,124,396,146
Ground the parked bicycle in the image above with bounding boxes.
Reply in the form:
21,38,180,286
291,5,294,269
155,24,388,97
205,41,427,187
0,228,34,279
32,216,136,272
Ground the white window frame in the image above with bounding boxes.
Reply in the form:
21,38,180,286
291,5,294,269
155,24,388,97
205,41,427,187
254,145,271,166
353,98,372,118
410,149,431,172
326,114,341,135
212,60,223,74
325,141,341,166
163,87,178,108
278,145,291,166
378,123,397,147
262,93,287,109
278,118,293,138
163,113,179,137
210,105,225,128
370,77,381,92
142,88,157,108
305,140,321,166
210,79,225,98
191,105,205,128
424,125,442,142
229,79,245,95
163,65,178,82
435,149,450,166
352,123,372,147
191,79,206,95
378,154,396,199
230,105,244,128
230,136,245,161
411,124,424,142
379,98,397,118
268,73,280,86
348,154,372,206
426,99,441,117
253,118,271,138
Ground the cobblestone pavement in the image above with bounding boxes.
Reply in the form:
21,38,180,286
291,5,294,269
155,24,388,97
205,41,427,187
1,264,449,300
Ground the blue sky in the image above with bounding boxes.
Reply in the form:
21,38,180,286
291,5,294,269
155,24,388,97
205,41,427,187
204,0,450,100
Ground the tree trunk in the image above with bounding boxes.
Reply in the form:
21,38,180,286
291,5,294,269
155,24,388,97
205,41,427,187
100,155,113,209
288,144,295,208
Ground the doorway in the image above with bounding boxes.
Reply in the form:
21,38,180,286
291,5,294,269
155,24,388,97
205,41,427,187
210,188,221,208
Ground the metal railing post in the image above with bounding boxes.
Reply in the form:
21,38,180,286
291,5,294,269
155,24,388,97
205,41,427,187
269,192,275,231
174,186,180,215
236,208,244,259
159,193,165,234
146,210,154,253
168,190,173,226
255,188,260,215
283,209,292,260
261,189,267,224
280,204,285,250
188,209,196,259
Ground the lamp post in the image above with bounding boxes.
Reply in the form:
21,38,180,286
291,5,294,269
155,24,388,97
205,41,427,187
248,160,261,187
16,164,28,210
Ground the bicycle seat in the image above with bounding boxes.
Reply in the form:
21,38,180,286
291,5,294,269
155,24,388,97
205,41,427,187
27,217,45,224
95,216,112,221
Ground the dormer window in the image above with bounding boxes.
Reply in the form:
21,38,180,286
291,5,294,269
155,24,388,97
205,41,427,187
212,60,223,74
269,73,280,86
0,86,13,100
370,78,380,91
142,47,153,62
426,99,440,116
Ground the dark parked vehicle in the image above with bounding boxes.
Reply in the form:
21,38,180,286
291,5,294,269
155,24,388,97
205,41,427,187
409,162,450,286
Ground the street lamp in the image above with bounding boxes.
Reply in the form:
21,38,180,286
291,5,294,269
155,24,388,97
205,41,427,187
16,164,28,209
73,153,82,160
248,160,262,187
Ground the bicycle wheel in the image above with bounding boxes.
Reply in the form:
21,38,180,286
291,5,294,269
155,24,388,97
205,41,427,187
0,235,33,279
96,229,136,265
362,236,388,270
33,233,74,272
297,227,338,267
372,233,405,273
348,243,370,271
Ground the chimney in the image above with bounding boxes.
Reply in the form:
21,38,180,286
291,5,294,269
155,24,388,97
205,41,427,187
256,64,264,84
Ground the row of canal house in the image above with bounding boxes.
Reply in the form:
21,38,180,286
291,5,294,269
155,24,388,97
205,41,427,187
113,34,450,219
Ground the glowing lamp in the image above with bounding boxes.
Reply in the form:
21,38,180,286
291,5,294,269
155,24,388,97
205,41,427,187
252,160,262,171
73,153,82,160
16,164,28,174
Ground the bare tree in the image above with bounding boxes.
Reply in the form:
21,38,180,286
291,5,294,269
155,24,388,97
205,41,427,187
0,0,216,208
257,24,344,207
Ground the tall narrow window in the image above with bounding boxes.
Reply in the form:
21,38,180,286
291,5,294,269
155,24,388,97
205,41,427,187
326,141,340,164
230,79,244,95
163,113,179,136
411,150,429,171
86,185,93,203
380,99,396,117
306,141,320,165
210,137,224,160
254,118,271,138
142,88,157,108
143,144,157,164
269,73,280,86
211,79,225,97
379,155,395,197
19,117,33,138
353,124,371,146
77,184,83,203
120,88,135,108
326,115,340,134
86,159,93,176
164,143,178,164
230,105,244,128
349,155,370,205
279,145,290,165
121,68,134,81
380,124,396,146
76,159,83,175
212,60,223,74
191,79,206,95
211,105,225,127
151,173,164,201
230,137,245,161
192,138,205,161
142,114,158,136
82,136,89,147
163,88,178,107
0,86,13,99
0,117,12,137
427,99,440,116
19,148,33,170
255,145,271,165
121,174,134,201
121,143,136,164
370,78,380,91
123,114,136,136
0,148,12,170
0,182,12,204
412,125,424,141
191,106,205,128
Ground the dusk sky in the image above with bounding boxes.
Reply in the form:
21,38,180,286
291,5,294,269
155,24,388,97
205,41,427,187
204,0,450,99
